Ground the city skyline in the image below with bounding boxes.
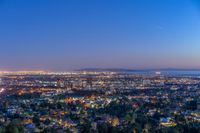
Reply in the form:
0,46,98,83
0,0,200,71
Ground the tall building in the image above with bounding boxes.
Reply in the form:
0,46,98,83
0,78,2,85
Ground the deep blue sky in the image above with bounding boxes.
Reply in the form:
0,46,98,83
0,0,200,71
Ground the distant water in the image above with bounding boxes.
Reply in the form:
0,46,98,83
127,70,200,77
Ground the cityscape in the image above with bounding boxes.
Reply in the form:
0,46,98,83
1,0,200,133
0,70,199,132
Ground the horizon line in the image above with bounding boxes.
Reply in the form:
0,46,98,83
1,67,200,72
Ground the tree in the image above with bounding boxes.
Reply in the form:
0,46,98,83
33,115,40,126
5,119,24,133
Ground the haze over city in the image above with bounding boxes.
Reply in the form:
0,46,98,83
0,0,200,71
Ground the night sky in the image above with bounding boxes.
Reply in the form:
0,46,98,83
0,0,200,71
